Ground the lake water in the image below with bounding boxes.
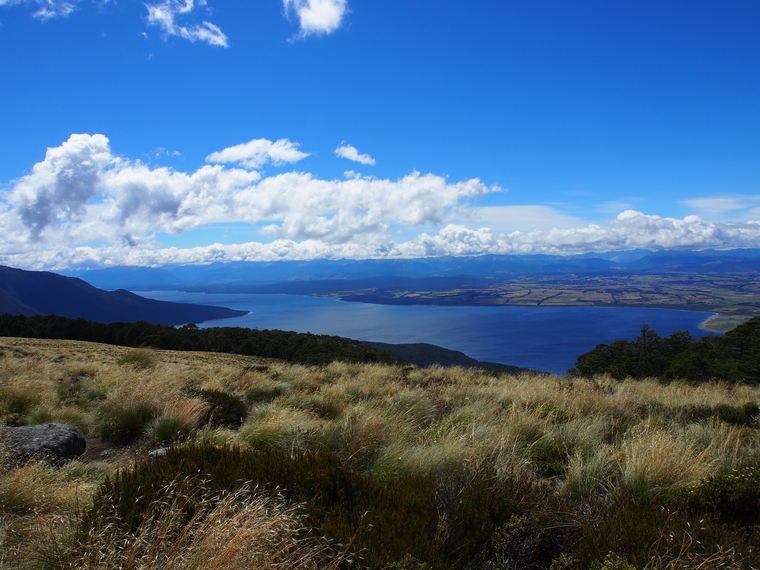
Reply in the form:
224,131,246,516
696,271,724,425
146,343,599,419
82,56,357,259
137,291,716,374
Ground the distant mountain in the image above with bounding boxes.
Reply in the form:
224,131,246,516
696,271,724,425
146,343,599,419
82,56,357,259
64,249,760,293
363,341,534,374
0,266,247,325
627,250,760,273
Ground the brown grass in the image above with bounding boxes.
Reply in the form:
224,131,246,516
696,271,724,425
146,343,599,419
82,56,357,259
2,336,760,568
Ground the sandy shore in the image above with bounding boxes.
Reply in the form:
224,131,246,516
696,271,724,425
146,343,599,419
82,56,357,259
699,314,750,333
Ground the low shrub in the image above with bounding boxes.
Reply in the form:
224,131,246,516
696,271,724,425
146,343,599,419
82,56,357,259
83,443,545,570
590,553,637,570
715,402,760,427
529,441,573,477
666,466,760,527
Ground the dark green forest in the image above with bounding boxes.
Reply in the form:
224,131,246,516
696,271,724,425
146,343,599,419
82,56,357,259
570,317,760,383
0,313,395,366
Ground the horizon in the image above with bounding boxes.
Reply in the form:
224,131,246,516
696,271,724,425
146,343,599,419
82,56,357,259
1,1,759,271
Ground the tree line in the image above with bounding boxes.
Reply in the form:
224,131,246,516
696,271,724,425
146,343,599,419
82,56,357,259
570,317,760,383
0,313,396,366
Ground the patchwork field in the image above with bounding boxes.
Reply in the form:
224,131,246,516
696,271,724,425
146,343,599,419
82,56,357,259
336,273,760,332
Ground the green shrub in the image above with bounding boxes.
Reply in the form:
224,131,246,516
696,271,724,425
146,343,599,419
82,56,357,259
590,553,636,570
666,466,760,527
715,402,759,427
489,513,564,569
529,441,573,477
83,443,541,570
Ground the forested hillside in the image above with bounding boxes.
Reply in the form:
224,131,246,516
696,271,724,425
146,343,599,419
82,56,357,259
570,317,760,382
0,313,395,366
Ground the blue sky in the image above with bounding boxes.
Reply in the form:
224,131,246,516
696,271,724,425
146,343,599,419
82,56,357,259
1,0,760,269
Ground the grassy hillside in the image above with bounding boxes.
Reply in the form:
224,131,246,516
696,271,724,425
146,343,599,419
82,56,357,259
2,337,760,569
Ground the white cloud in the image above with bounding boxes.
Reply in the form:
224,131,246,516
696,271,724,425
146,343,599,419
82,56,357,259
0,0,78,19
283,0,347,38
458,205,580,233
7,134,112,238
146,0,228,47
237,170,489,243
335,143,375,165
6,211,760,271
0,134,495,266
151,147,182,159
396,210,760,258
683,195,760,221
1,0,227,46
5,135,760,271
206,138,310,169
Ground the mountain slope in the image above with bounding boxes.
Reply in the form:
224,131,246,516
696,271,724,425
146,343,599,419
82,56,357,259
0,266,247,325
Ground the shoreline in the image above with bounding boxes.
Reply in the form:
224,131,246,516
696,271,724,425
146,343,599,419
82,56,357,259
698,314,750,334
338,294,755,334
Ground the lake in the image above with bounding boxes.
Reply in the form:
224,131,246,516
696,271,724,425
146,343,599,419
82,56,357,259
137,291,716,374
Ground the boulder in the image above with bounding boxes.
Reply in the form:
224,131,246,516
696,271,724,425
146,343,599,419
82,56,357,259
0,423,86,464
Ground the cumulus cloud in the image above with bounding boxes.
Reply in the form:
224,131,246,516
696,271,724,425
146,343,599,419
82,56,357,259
5,134,760,271
146,0,228,47
283,0,347,38
6,211,760,271
0,134,495,267
395,211,760,258
335,143,376,165
7,134,112,238
206,138,310,169
0,0,79,19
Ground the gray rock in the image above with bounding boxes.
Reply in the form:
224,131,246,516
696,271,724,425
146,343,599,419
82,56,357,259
0,423,86,464
148,447,169,461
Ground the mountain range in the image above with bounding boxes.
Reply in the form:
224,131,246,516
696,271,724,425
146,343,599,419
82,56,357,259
61,249,760,294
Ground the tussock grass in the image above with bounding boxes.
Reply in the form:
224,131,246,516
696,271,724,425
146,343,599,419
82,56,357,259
3,336,760,568
6,482,343,570
70,483,343,570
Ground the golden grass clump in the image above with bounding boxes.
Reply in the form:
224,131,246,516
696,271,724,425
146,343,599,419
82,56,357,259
69,483,344,570
7,481,343,570
239,405,326,454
